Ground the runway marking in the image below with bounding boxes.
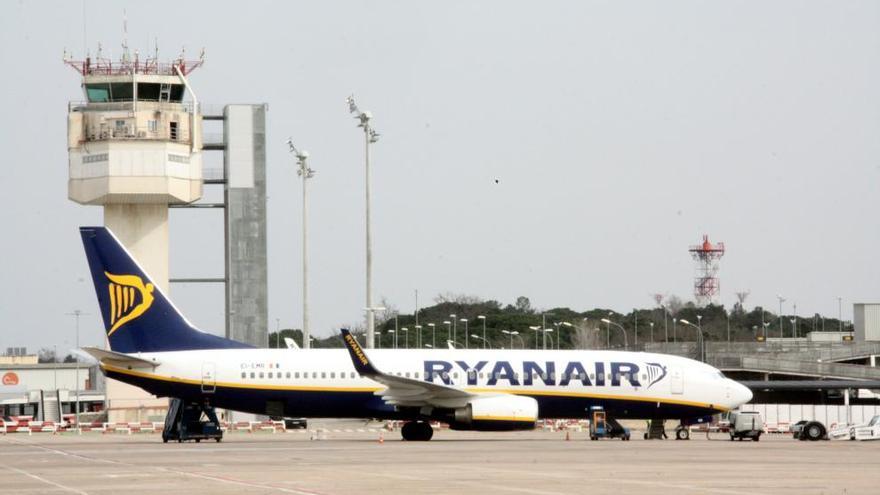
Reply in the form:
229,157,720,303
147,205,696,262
593,477,769,495
454,464,769,495
0,437,325,495
0,463,89,495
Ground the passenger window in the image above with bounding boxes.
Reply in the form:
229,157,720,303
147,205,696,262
560,373,567,380
268,372,273,379
415,372,420,379
241,372,246,379
259,372,264,379
405,372,410,378
285,372,290,379
312,372,317,379
321,372,326,379
541,372,547,380
590,373,595,380
295,372,300,379
350,372,356,379
250,372,255,379
441,372,449,380
453,372,459,379
330,372,336,379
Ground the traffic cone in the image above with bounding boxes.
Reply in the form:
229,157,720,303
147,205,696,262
378,431,384,444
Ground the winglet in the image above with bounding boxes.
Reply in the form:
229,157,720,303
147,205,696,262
340,329,379,376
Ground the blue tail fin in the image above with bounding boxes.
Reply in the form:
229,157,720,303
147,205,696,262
80,226,252,353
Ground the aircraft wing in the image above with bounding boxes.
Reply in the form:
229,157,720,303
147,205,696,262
340,329,474,408
81,346,159,368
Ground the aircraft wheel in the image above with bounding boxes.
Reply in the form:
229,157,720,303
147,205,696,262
195,439,201,443
643,433,648,440
804,422,825,441
675,428,689,441
730,434,735,441
401,421,433,441
753,435,760,442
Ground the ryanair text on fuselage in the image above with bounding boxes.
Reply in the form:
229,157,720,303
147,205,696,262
424,360,668,388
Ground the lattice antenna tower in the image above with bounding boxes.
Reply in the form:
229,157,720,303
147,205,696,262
688,235,725,307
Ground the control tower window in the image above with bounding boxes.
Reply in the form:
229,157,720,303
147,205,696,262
136,83,185,102
110,83,133,101
85,83,133,102
86,84,110,102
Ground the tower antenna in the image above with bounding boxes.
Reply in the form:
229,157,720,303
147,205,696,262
689,235,725,307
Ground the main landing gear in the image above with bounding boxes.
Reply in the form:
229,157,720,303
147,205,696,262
401,421,434,441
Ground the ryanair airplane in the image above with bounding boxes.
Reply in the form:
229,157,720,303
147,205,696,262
79,226,752,441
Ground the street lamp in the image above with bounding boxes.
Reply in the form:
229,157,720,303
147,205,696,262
427,323,436,349
460,318,469,349
790,318,797,339
763,321,770,341
777,294,786,339
553,322,572,350
347,95,380,348
600,318,628,350
679,318,704,362
387,329,396,349
672,317,677,343
401,327,409,349
450,314,457,348
529,326,541,349
443,320,452,344
286,139,315,349
415,325,423,349
471,334,491,348
543,328,555,349
837,296,843,332
649,322,655,343
477,315,487,349
65,309,87,433
501,330,521,349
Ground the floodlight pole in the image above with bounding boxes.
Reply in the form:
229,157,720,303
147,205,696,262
348,96,379,347
287,141,314,349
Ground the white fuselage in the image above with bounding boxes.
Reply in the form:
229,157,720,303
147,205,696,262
103,347,752,419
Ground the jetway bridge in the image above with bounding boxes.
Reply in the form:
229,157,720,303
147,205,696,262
642,342,880,380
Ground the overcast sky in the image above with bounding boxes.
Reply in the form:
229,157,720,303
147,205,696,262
1,1,879,353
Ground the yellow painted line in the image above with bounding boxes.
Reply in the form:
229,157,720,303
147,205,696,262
101,364,728,411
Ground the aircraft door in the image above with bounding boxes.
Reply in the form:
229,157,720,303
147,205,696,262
670,368,683,395
201,363,216,394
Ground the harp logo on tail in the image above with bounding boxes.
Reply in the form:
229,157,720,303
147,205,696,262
645,362,668,389
105,272,155,335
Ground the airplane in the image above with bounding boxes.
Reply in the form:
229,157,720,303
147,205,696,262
79,226,753,441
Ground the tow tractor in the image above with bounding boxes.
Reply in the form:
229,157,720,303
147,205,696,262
588,407,631,441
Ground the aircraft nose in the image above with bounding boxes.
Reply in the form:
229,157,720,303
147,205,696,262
730,380,753,407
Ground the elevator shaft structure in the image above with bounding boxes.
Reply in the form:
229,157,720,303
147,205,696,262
689,235,725,307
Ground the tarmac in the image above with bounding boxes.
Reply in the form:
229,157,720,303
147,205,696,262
1,421,877,495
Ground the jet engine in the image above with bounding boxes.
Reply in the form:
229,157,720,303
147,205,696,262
448,395,538,431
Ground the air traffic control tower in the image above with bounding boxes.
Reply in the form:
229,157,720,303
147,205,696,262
65,49,204,421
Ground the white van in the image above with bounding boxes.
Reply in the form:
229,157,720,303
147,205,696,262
729,411,763,441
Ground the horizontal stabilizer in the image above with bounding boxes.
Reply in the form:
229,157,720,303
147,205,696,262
81,347,159,368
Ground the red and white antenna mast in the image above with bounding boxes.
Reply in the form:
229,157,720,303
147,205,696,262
689,235,725,307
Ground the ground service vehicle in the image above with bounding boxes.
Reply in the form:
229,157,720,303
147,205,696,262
728,411,763,441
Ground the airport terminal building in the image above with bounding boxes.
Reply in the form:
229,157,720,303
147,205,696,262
0,353,103,421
